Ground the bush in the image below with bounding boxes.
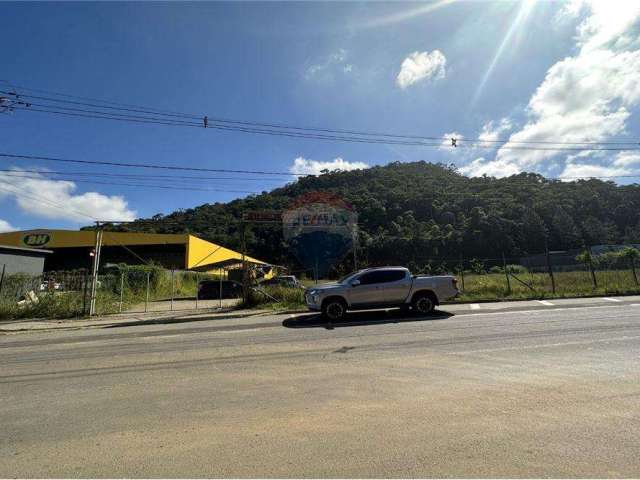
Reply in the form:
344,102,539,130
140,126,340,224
469,258,486,275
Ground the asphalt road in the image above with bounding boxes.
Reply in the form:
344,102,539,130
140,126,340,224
1,297,640,477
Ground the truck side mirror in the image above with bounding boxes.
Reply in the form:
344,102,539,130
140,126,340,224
351,279,361,287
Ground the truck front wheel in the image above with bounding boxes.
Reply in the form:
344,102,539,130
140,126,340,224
322,298,347,321
412,292,436,315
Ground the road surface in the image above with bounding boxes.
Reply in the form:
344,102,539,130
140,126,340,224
2,297,640,477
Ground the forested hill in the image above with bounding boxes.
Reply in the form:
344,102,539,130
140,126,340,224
111,161,640,270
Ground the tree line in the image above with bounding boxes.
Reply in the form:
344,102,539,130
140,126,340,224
102,161,640,273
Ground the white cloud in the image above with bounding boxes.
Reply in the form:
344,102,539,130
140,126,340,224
396,50,446,89
459,157,522,177
612,152,640,168
559,163,627,180
558,151,640,180
0,170,136,222
289,157,369,175
478,118,513,143
0,219,16,233
305,49,354,81
464,1,640,177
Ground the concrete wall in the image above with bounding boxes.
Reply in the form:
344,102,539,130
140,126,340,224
0,252,47,276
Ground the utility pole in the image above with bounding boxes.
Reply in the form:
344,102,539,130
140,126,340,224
502,252,511,296
89,222,103,316
0,264,5,297
352,226,358,271
240,221,248,304
545,237,556,294
587,246,598,289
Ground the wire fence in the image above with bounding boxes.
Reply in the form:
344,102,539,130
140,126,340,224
286,248,640,302
2,246,640,319
0,267,242,320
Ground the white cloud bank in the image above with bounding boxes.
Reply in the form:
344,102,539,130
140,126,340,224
289,157,369,175
0,170,137,223
0,219,16,233
462,1,640,178
396,50,446,89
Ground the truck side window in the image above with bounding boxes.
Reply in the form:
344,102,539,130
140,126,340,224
359,270,405,284
383,270,406,282
359,271,387,285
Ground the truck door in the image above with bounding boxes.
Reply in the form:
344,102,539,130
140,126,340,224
348,270,389,307
383,270,412,304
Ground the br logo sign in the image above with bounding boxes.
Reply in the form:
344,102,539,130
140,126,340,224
23,233,51,248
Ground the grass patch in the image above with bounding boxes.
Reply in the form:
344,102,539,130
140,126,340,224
242,285,306,310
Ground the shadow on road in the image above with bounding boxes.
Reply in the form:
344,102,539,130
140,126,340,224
282,309,454,329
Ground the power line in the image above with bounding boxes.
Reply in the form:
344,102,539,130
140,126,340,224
0,168,288,182
0,172,264,194
0,152,304,176
12,106,449,148
0,183,99,222
14,104,640,152
4,83,640,147
3,152,640,182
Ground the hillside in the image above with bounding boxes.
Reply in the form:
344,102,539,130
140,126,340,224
110,161,640,272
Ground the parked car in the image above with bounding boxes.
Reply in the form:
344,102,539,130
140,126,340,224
260,275,304,289
304,266,459,320
197,279,243,300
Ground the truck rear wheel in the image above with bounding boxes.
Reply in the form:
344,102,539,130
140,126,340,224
412,292,436,315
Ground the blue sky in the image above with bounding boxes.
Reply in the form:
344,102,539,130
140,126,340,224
1,1,639,232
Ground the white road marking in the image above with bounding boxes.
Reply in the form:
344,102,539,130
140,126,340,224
536,300,554,306
455,303,635,318
470,304,481,310
448,335,640,355
602,297,622,302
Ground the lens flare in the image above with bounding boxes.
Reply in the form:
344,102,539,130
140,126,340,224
472,0,537,106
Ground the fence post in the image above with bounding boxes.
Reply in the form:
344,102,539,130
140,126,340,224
82,270,89,316
170,269,175,312
587,247,598,289
631,257,638,286
545,242,556,294
502,252,511,296
118,271,125,313
144,271,150,313
0,264,5,298
458,254,465,291
195,272,199,310
219,268,223,309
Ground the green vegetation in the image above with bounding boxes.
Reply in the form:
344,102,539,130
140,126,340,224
0,264,219,320
7,163,640,318
106,162,640,275
242,285,305,310
459,269,639,301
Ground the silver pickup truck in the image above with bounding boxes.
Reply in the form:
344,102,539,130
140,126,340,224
305,266,459,320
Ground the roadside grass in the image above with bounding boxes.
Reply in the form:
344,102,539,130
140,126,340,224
248,269,640,311
242,285,305,311
0,268,215,321
4,268,640,319
459,269,640,301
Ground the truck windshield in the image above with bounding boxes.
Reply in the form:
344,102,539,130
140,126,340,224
338,271,362,283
